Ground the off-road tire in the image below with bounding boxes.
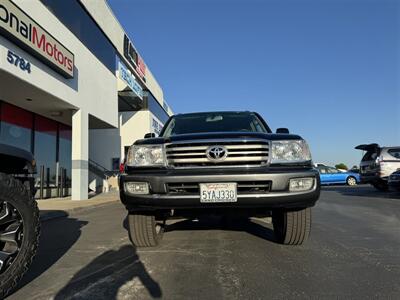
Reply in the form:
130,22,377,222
0,173,40,298
128,213,164,247
272,207,311,245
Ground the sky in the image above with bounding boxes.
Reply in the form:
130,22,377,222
108,0,399,168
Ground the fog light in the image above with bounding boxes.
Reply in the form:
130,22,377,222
124,182,149,194
289,178,314,192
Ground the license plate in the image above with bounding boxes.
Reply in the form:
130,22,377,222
200,183,237,203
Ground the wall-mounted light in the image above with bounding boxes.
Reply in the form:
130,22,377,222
50,111,63,117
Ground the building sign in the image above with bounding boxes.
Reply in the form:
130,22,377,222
7,49,31,73
123,34,146,81
118,61,143,99
151,116,163,136
0,0,74,78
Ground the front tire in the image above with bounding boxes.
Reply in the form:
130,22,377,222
0,173,40,298
272,207,311,245
346,176,357,186
128,213,164,247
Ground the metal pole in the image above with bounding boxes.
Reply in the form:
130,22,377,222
57,166,61,197
46,167,50,198
64,168,67,197
39,165,44,199
60,167,65,198
55,161,59,190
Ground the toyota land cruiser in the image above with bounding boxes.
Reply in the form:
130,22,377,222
120,111,320,247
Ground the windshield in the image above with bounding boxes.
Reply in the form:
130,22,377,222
361,148,381,162
161,112,270,137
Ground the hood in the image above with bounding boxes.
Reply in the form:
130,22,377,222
135,131,303,145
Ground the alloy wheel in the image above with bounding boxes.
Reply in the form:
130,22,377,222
0,201,23,274
347,177,357,186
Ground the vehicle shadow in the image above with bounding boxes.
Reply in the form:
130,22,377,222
54,218,162,299
322,185,400,199
12,214,88,292
165,216,276,243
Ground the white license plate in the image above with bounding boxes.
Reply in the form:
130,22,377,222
200,183,237,203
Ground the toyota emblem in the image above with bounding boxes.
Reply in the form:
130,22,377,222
206,146,228,161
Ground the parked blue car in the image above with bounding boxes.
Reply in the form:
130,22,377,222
317,166,360,186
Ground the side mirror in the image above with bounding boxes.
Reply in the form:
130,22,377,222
144,133,156,139
276,128,289,134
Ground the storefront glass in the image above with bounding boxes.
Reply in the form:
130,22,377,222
0,103,33,152
34,115,57,192
59,124,72,188
0,102,72,198
145,92,169,124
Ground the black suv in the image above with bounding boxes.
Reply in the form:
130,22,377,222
120,112,320,247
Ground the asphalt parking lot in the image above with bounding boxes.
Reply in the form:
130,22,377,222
8,185,400,299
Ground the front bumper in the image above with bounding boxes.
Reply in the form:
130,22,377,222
119,168,320,211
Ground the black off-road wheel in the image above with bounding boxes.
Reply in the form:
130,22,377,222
272,207,311,245
128,213,165,247
0,173,40,298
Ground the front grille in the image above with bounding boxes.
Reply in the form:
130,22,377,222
166,181,271,195
166,183,199,195
166,139,269,168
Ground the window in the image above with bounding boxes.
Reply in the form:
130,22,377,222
144,92,169,124
163,101,170,113
161,112,269,137
362,149,380,161
0,102,33,152
112,158,120,171
327,167,339,174
34,116,57,189
59,124,72,188
388,148,400,159
40,0,116,73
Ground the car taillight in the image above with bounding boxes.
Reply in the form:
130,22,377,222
119,163,125,173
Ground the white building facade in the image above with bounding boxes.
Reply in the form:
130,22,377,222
0,0,172,200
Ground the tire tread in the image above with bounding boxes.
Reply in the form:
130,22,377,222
273,207,311,245
128,213,163,247
0,173,40,298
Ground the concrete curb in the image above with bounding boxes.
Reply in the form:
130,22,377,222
39,200,119,222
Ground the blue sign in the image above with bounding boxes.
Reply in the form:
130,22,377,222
118,61,143,99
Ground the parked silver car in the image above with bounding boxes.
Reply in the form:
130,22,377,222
355,144,400,191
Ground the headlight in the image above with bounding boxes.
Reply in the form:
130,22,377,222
126,145,165,167
271,140,312,163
